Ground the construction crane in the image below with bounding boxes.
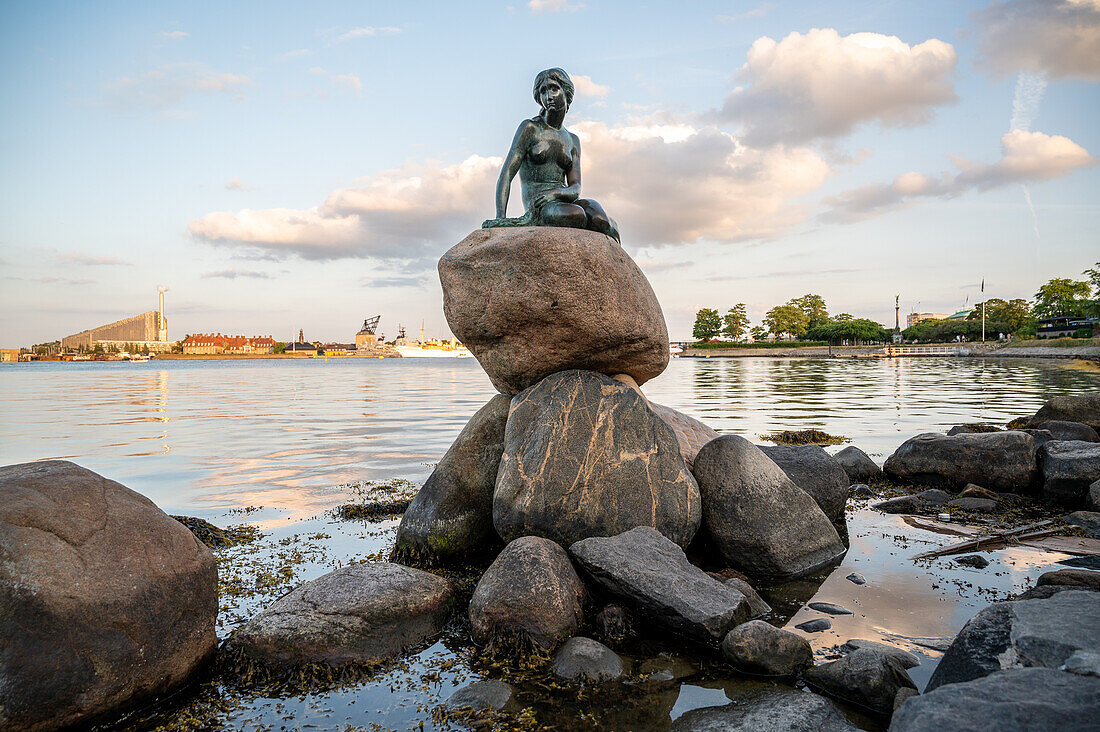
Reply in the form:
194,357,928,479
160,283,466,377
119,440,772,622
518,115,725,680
358,315,381,335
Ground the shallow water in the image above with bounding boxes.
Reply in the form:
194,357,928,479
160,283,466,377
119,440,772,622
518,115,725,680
1,356,1097,730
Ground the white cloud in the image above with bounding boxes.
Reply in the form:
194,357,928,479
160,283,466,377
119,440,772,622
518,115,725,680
529,0,584,12
102,62,250,110
278,48,311,60
224,177,256,191
337,26,400,43
202,268,272,279
54,252,131,266
823,129,1095,221
161,31,189,40
717,4,773,22
572,75,610,98
715,28,958,145
973,0,1100,78
333,73,362,92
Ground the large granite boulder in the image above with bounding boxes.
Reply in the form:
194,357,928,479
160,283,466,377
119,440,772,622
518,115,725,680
803,648,918,715
439,227,669,394
833,445,884,484
926,590,1100,690
393,394,510,566
1029,392,1100,432
551,637,624,682
692,436,845,581
1065,510,1100,538
720,620,813,676
890,668,1100,732
569,527,752,644
229,562,453,667
759,444,850,524
650,402,719,471
669,688,859,732
1088,479,1100,511
468,536,585,653
1032,420,1100,442
0,461,217,732
1039,440,1100,507
883,431,1038,493
494,370,701,548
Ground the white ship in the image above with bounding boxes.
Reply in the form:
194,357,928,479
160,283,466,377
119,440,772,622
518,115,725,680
394,323,472,358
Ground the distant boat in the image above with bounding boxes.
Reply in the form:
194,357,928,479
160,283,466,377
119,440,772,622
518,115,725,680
670,344,684,357
395,340,472,358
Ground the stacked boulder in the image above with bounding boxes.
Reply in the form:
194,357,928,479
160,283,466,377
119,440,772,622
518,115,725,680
391,226,846,656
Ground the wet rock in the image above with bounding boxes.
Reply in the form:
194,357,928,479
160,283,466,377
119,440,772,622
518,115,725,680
1029,392,1100,432
947,423,1002,435
650,402,719,471
840,639,920,668
1065,510,1100,538
669,688,859,732
231,562,452,667
494,370,701,548
636,655,696,682
796,618,832,633
593,604,636,644
1036,568,1100,591
468,536,585,653
926,590,1100,690
1032,420,1100,442
723,577,772,618
959,484,999,500
850,484,875,499
883,431,1038,493
551,637,623,683
846,572,867,585
891,668,1100,732
916,488,952,505
721,620,813,676
0,461,217,732
439,227,668,394
393,395,510,566
569,527,751,644
444,679,513,711
894,687,919,711
693,436,845,581
1062,650,1100,677
955,554,990,569
808,601,852,615
947,497,1000,513
873,495,921,514
1020,427,1056,452
1087,479,1100,511
802,647,918,715
834,446,884,484
759,444,850,525
1040,440,1100,507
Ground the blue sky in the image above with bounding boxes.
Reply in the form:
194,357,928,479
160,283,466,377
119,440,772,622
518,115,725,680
1,0,1098,346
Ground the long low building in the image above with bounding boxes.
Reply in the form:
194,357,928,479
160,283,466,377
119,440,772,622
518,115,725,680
62,311,170,352
181,334,276,355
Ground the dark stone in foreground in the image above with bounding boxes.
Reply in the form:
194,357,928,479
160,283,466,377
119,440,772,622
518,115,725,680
0,461,218,732
494,370,701,548
439,227,669,394
444,679,513,711
802,647,918,715
959,484,999,500
834,445,884,484
1036,568,1100,591
759,444,850,524
693,436,845,581
890,668,1100,732
1065,510,1100,538
873,495,920,514
468,536,585,653
916,488,951,505
809,601,852,615
883,431,1037,493
1040,440,1100,507
1031,420,1100,442
669,688,859,732
721,620,813,676
1029,392,1100,432
723,577,772,618
796,618,832,633
1087,479,1100,511
840,639,920,668
926,590,1100,690
570,527,752,644
948,497,1000,513
551,637,623,682
393,395,510,566
230,562,453,667
955,554,990,569
846,572,867,585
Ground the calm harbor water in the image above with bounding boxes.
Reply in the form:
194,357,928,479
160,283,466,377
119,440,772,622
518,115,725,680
2,356,1097,730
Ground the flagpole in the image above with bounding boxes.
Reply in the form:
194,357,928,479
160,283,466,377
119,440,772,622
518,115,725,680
981,277,986,343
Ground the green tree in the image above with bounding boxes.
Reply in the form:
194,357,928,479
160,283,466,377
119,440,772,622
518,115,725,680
793,294,829,329
1084,262,1100,318
969,298,1034,333
833,313,854,322
805,318,889,344
751,325,767,341
693,308,722,341
273,342,287,354
722,303,750,341
1033,278,1091,318
764,303,808,339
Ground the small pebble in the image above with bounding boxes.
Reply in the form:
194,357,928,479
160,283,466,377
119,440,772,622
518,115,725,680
795,618,832,633
955,554,990,569
846,573,867,585
808,602,853,615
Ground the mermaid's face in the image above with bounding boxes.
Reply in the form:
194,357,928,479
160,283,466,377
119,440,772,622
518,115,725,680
538,78,567,112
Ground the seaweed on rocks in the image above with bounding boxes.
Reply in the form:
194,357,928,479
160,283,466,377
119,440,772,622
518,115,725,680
171,515,260,549
760,429,849,446
330,478,418,521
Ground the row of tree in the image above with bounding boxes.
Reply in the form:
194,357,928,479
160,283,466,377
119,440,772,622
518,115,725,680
692,294,887,344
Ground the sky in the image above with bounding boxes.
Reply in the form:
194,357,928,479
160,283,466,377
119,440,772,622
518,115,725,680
1,0,1098,346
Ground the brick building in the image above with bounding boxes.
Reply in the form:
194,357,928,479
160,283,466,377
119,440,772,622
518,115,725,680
182,334,276,355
